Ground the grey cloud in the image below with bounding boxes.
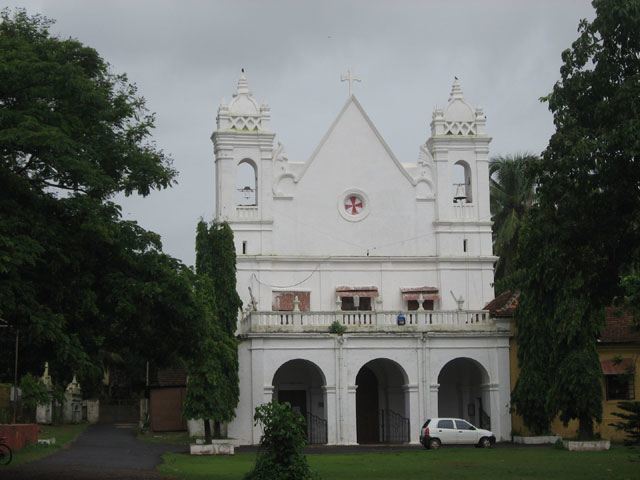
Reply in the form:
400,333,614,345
7,0,595,265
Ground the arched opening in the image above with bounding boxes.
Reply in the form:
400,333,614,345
236,159,257,206
452,160,472,203
272,359,327,444
355,359,410,444
437,358,490,429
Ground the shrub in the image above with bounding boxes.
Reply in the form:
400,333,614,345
328,321,346,335
244,401,315,480
19,373,50,410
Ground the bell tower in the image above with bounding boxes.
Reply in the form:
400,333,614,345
427,78,494,308
212,71,275,255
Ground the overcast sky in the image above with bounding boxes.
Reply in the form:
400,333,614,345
9,0,595,266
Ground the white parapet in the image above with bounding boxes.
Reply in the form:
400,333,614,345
242,310,495,333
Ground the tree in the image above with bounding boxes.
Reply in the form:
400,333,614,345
0,9,202,391
244,401,314,480
489,153,537,290
211,222,242,336
511,0,640,438
184,220,240,442
610,401,640,445
183,274,239,443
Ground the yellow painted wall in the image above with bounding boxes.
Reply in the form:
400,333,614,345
509,323,640,442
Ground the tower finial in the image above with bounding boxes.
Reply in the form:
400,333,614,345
235,69,250,97
449,76,464,102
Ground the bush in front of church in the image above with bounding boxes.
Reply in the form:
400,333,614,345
244,401,316,480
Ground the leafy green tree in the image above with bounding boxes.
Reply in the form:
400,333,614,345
211,222,243,336
183,274,239,442
511,0,640,438
489,153,536,290
244,401,314,480
184,220,240,442
19,373,49,411
610,401,640,445
0,9,202,391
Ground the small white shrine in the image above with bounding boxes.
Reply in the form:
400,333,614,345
212,71,511,445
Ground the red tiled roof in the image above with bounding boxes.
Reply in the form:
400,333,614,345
484,290,519,317
600,307,640,344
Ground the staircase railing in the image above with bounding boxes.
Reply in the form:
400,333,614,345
380,409,410,443
307,412,328,445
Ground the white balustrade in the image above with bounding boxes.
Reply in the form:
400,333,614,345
452,203,475,220
236,206,259,221
242,310,493,333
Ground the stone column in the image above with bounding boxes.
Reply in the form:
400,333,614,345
263,385,274,403
64,375,82,424
428,383,439,419
250,339,266,444
404,384,420,444
323,385,337,445
36,362,53,424
482,383,501,438
345,385,358,445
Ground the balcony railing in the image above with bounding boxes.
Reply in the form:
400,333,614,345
240,310,495,333
236,206,259,221
452,203,475,220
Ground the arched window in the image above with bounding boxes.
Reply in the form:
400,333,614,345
236,159,257,206
452,160,472,203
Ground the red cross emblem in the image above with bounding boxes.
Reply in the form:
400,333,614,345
344,195,364,215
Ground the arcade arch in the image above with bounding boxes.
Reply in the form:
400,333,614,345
272,359,327,444
355,358,410,444
437,357,490,429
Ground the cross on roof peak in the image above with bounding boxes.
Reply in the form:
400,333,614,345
340,69,361,97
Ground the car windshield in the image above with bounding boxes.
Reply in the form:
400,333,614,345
422,419,431,428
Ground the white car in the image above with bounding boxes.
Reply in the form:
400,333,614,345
420,418,495,449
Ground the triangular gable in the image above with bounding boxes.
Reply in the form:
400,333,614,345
296,95,415,185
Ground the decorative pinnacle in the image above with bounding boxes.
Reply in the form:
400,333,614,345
449,76,464,101
235,68,250,97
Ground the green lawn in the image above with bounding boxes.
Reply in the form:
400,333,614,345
159,445,640,480
7,423,88,467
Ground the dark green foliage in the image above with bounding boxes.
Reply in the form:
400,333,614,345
184,220,240,441
19,373,49,410
610,401,640,444
244,401,314,480
183,275,239,441
212,222,242,336
489,154,536,291
328,320,347,335
0,10,203,392
511,0,640,438
0,9,175,200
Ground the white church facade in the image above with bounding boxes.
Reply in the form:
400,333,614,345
212,72,512,445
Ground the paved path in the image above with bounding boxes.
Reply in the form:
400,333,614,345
2,424,184,480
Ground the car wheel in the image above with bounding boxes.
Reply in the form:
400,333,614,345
479,437,492,448
428,438,441,450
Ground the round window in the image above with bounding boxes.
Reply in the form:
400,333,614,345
338,189,370,222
